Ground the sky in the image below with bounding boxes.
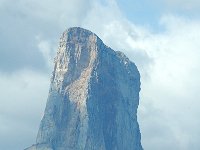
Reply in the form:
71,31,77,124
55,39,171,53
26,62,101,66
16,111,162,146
0,0,200,150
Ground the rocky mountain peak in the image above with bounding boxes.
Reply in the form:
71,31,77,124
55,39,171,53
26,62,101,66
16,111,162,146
25,27,143,150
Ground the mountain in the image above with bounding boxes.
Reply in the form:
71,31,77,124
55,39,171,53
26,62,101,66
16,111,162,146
25,27,143,150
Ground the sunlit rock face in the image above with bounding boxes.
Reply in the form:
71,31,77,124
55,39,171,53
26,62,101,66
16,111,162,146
25,27,143,150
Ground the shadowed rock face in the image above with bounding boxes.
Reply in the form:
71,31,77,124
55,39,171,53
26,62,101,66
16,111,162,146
25,27,143,150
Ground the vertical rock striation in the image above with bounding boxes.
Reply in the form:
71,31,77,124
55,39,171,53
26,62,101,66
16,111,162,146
25,27,143,150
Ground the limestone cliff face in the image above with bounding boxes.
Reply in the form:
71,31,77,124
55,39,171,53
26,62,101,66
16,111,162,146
25,27,143,150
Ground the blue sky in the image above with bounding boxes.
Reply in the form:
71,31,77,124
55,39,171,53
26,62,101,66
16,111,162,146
116,0,163,26
0,0,200,150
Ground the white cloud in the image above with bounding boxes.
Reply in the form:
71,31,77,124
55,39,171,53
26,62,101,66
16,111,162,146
0,70,50,150
137,15,200,150
164,0,200,10
36,36,56,69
